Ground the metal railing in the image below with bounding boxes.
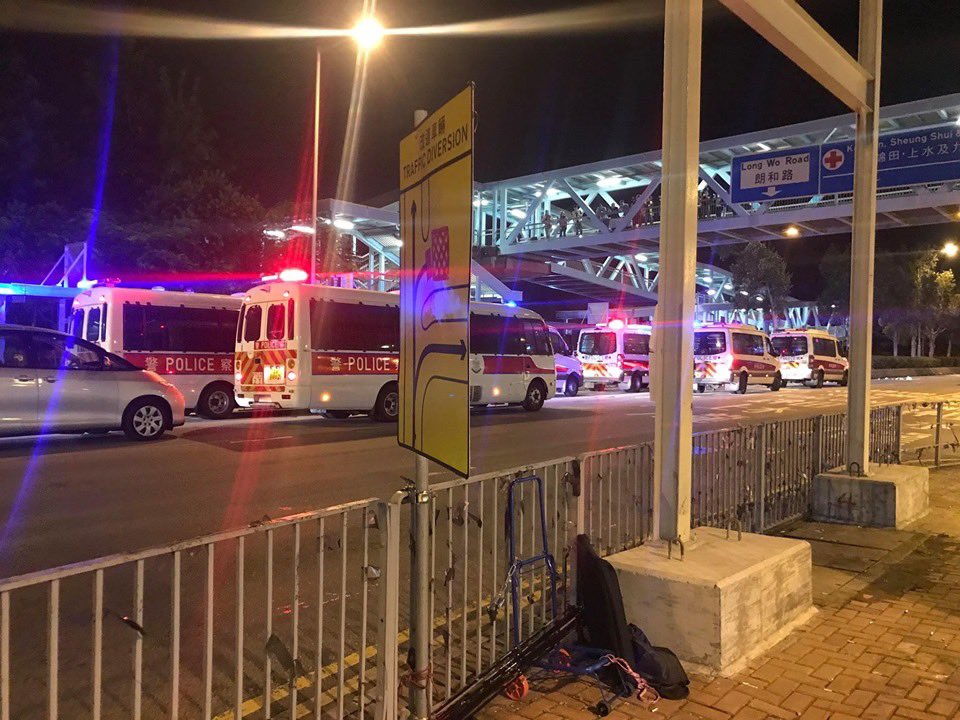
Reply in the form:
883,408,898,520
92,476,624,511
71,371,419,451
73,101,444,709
396,457,578,712
0,399,930,719
899,400,960,467
0,499,389,720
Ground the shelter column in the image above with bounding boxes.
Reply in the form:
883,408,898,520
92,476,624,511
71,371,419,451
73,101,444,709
654,0,702,542
846,0,882,473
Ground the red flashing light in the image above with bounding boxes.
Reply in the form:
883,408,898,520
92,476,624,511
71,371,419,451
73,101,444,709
279,268,308,283
608,318,625,330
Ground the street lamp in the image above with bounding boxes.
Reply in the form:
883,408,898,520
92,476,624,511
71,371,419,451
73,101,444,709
941,241,958,259
309,16,383,283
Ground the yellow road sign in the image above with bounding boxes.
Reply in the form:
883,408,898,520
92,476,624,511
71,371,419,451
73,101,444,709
398,85,474,477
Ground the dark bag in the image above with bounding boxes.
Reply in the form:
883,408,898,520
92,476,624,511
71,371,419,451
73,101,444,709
629,624,690,700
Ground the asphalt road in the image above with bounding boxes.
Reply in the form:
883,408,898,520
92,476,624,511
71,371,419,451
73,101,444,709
1,375,958,577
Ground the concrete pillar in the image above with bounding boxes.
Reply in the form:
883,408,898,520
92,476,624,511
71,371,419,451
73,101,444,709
653,0,702,542
846,0,882,472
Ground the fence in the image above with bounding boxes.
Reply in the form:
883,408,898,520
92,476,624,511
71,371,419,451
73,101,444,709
0,401,918,719
899,400,960,467
0,499,389,720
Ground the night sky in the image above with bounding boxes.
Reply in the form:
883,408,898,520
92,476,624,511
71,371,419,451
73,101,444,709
5,0,960,296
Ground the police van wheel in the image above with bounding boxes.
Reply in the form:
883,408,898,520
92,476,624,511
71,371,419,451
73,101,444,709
374,383,400,422
735,372,748,395
199,383,235,419
770,372,782,392
522,381,547,412
564,375,580,397
629,372,644,393
813,369,825,389
840,370,848,387
696,384,706,394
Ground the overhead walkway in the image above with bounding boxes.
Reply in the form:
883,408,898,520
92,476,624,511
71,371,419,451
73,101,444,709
474,93,960,301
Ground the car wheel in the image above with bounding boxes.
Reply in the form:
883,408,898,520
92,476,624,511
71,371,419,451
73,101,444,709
563,375,580,397
122,398,169,441
629,372,644,393
373,382,399,422
770,372,782,391
322,410,352,419
198,383,235,419
814,369,824,389
735,372,748,394
840,370,849,387
522,380,547,412
696,384,706,394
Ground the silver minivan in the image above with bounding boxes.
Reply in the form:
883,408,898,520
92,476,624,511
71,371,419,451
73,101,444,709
0,325,186,440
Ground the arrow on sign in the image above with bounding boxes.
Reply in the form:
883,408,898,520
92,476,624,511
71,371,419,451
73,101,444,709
415,339,468,382
761,187,780,198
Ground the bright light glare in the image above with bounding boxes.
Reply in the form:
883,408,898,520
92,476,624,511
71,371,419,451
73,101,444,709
509,209,526,219
635,253,648,262
942,241,959,258
279,268,309,283
333,218,355,230
289,225,315,234
77,278,98,289
755,295,764,302
596,175,622,189
505,300,517,308
352,17,384,51
784,225,800,237
264,229,286,240
608,319,625,330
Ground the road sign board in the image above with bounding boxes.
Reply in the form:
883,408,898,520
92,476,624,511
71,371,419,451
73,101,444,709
730,147,819,203
398,85,474,477
731,123,960,203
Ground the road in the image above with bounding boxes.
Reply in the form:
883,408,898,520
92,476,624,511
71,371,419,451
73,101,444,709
0,375,958,577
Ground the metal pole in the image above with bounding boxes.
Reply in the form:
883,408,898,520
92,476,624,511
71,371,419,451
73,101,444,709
310,47,321,284
409,454,431,719
846,0,882,473
654,0,702,543
409,106,431,720
935,402,943,468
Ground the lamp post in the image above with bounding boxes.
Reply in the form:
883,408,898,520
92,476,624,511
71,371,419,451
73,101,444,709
309,16,384,284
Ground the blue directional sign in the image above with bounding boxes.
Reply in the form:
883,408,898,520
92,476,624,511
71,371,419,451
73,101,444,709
730,147,820,203
730,124,960,203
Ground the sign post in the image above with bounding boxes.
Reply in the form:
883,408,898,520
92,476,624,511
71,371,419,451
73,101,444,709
398,85,474,718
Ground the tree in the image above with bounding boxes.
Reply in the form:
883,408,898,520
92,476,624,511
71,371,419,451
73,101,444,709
916,264,959,356
729,242,792,326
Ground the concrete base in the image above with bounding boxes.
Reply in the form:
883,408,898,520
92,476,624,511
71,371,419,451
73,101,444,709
812,463,929,529
606,527,814,675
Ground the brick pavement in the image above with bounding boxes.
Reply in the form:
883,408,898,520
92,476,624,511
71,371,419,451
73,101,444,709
477,466,960,720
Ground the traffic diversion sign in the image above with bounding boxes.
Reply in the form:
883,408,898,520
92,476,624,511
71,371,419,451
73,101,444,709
398,85,474,478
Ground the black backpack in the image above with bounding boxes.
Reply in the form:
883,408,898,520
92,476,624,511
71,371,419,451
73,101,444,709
629,624,690,700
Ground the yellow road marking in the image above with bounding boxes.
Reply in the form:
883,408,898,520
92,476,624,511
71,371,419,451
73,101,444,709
213,576,549,719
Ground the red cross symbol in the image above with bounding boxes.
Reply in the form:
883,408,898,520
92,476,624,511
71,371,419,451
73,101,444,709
822,149,845,171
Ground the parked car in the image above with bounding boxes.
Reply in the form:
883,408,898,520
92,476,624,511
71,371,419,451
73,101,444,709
548,326,584,396
771,329,849,388
0,325,185,440
693,323,782,393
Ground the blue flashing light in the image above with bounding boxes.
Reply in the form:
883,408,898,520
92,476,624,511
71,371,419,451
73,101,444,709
0,285,16,296
77,278,98,290
505,300,518,308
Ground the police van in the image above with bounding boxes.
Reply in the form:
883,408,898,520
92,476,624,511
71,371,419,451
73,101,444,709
771,329,849,388
548,326,584,397
693,323,782,393
72,287,241,418
576,320,652,392
234,275,555,420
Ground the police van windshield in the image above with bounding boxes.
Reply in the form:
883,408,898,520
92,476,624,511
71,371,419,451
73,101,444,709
694,331,727,355
771,335,808,356
579,331,616,356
